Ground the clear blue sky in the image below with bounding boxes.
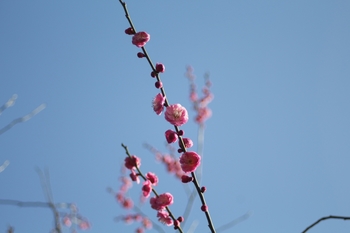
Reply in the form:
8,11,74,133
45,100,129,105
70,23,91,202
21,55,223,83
1,1,350,232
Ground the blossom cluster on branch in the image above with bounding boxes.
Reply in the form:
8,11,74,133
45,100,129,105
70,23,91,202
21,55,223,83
115,1,216,232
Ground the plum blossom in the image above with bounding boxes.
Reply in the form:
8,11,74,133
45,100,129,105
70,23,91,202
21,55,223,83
165,129,178,143
152,93,165,115
79,221,91,230
165,104,188,126
179,151,201,173
142,218,152,229
157,210,173,226
195,107,212,124
132,31,150,47
62,216,72,227
122,198,134,209
124,155,141,170
146,172,158,186
150,193,173,210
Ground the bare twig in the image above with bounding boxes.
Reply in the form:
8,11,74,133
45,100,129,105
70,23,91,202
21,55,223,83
302,215,350,233
0,103,46,135
0,94,17,115
0,160,10,173
215,211,252,233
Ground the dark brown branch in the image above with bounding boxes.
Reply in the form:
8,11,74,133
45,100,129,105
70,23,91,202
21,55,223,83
302,215,350,233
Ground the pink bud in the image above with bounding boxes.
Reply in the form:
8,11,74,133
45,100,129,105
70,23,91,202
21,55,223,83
125,27,135,35
137,52,145,58
201,186,206,193
165,130,178,143
177,216,184,222
155,63,165,73
201,205,208,212
155,81,163,89
181,175,193,183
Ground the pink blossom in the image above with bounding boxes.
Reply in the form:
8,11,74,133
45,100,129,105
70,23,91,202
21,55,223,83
146,172,158,186
165,104,188,126
123,215,134,224
157,210,173,226
122,198,134,209
142,180,152,198
195,107,212,124
134,214,143,222
142,218,152,229
165,129,178,143
136,228,144,233
150,193,173,210
179,151,201,173
124,156,141,170
116,193,124,202
179,137,193,148
79,221,90,230
132,31,150,47
120,176,132,192
152,93,165,115
62,216,72,227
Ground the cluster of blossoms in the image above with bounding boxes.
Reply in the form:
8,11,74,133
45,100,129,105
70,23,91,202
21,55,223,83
122,152,185,229
115,213,152,233
124,27,202,177
61,203,91,232
118,4,213,230
109,165,153,233
185,66,213,125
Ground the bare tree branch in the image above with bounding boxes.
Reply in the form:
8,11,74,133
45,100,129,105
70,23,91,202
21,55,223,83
302,215,350,233
0,160,10,173
0,94,17,116
0,103,46,135
215,211,252,233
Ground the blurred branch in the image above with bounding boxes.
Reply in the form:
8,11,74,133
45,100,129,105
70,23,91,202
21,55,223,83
0,160,10,173
36,168,61,233
0,199,51,208
302,215,350,233
0,102,46,135
0,94,17,116
7,226,14,233
215,211,252,233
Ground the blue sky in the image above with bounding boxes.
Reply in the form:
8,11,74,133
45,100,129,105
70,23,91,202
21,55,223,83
1,0,350,232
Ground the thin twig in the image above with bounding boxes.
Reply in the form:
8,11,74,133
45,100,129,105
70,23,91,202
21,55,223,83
302,215,350,233
215,211,252,233
0,103,46,135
